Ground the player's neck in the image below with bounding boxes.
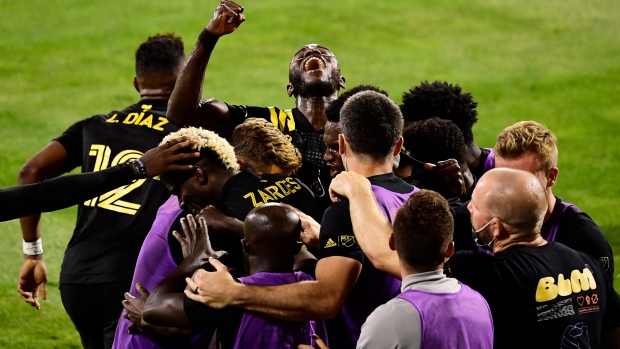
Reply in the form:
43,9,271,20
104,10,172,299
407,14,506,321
296,94,338,131
543,189,556,222
465,142,482,173
346,154,394,178
139,88,173,101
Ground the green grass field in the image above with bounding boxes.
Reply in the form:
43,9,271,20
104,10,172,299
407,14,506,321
1,0,619,347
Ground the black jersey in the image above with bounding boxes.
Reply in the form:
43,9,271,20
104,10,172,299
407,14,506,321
228,104,332,215
55,100,177,284
317,173,415,349
207,168,315,274
445,242,616,349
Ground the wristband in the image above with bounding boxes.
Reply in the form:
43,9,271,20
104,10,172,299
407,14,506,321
128,159,148,179
23,238,43,255
198,28,219,51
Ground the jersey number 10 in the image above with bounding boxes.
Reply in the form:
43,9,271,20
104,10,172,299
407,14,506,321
83,144,146,215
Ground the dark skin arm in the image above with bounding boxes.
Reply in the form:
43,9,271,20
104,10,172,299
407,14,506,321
166,0,245,138
123,282,196,336
143,215,226,327
18,140,75,309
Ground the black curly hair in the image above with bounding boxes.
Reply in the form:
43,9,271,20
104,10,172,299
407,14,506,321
135,33,185,76
400,81,478,145
403,117,466,167
325,84,388,123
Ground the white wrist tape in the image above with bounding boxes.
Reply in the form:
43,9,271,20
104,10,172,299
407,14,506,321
23,238,43,255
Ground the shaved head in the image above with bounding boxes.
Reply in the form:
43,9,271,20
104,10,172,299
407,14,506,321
243,203,302,257
475,168,548,235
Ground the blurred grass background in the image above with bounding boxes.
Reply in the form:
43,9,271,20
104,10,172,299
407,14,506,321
1,0,619,347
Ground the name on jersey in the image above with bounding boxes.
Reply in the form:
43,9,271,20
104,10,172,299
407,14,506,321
106,104,169,131
535,267,596,303
243,177,302,207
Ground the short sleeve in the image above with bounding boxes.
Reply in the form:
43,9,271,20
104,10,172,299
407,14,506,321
317,201,364,264
227,104,272,129
444,251,496,298
54,118,88,168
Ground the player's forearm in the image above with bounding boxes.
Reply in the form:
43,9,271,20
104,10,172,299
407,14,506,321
144,259,201,327
348,188,400,278
5,164,134,222
230,281,341,321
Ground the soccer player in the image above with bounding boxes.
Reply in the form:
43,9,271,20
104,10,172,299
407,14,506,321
139,203,327,348
400,81,493,180
357,189,493,349
17,33,185,349
166,0,345,212
185,91,418,349
402,117,473,202
112,126,316,348
328,168,619,348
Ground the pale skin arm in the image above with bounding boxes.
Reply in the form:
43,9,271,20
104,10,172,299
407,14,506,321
328,171,401,279
186,256,362,321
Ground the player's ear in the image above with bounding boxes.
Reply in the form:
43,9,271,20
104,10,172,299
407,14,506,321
389,233,396,251
338,134,347,156
286,82,295,97
194,167,207,184
133,76,140,93
393,137,403,157
547,167,558,188
444,241,455,259
339,76,346,90
237,157,248,171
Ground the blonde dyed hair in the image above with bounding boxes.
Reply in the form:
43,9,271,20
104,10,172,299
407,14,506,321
231,118,302,175
494,121,558,171
160,127,239,171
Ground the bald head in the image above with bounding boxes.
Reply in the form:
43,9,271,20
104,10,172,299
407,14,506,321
475,168,548,235
243,203,302,257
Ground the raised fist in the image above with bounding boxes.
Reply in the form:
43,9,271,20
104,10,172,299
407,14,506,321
206,0,245,37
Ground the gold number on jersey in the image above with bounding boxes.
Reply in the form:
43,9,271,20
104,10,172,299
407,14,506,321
84,144,146,215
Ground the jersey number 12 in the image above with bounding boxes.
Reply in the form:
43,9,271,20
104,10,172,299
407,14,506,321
83,144,146,215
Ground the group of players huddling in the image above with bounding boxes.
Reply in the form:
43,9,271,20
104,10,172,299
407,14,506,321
5,0,618,348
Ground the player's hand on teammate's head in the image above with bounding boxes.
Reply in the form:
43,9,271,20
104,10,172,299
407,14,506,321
173,214,228,263
17,256,48,310
206,0,245,37
138,136,199,178
283,204,321,249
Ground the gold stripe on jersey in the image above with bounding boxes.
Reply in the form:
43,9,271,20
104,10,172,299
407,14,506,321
267,107,296,132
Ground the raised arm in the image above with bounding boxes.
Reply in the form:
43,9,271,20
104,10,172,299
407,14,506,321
167,0,244,138
328,172,401,278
